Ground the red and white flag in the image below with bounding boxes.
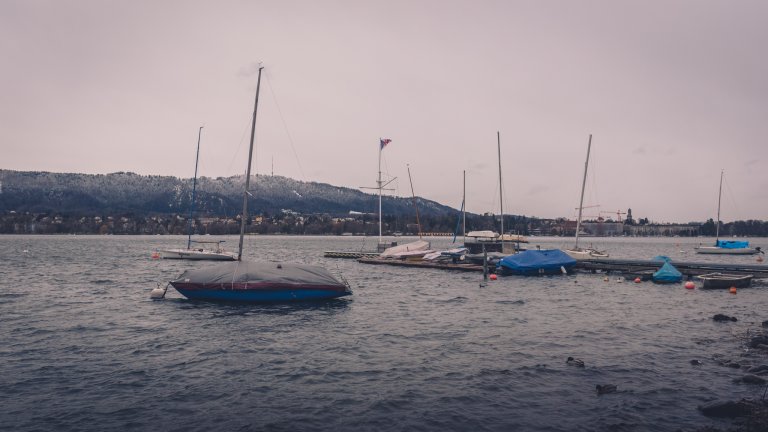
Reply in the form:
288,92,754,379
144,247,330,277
380,138,392,150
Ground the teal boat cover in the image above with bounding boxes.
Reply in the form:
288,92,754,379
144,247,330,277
498,249,577,276
652,261,683,284
716,240,749,249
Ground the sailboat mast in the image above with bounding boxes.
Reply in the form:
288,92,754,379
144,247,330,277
378,144,383,243
715,169,723,241
463,170,466,241
574,134,592,249
407,165,422,239
237,66,263,261
497,132,504,242
187,126,203,249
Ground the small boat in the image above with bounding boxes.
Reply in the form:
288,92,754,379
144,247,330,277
696,240,762,255
155,66,350,302
463,231,525,254
379,239,432,258
160,240,236,261
695,273,753,289
158,127,236,261
170,261,350,301
565,135,609,261
695,170,762,255
497,249,577,276
422,247,468,262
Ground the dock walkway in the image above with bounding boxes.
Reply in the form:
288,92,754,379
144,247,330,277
356,257,768,279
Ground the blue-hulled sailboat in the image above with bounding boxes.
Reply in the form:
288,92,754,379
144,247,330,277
152,66,350,302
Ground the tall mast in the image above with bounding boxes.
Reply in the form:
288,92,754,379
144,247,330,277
462,170,466,241
378,143,383,243
497,132,504,242
187,126,203,249
238,66,263,261
407,164,422,239
715,169,723,241
574,134,592,249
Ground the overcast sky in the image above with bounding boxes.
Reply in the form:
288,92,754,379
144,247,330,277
2,0,767,223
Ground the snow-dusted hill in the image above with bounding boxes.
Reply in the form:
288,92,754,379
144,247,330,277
0,170,458,216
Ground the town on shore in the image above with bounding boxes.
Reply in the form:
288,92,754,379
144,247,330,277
4,209,767,237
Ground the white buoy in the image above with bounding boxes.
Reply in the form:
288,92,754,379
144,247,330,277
150,283,168,299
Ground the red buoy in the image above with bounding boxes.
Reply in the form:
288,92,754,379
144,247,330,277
634,277,641,283
729,287,737,294
684,281,695,290
490,274,498,281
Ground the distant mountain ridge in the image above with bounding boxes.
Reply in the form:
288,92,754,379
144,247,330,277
0,170,458,217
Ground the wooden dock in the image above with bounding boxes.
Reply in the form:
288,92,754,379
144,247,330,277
324,251,380,259
356,257,768,279
357,257,488,272
578,258,768,279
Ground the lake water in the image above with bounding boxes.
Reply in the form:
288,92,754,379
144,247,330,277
1,235,767,431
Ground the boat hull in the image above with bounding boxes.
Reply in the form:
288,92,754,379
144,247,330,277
160,248,237,261
172,285,351,302
170,261,351,302
565,248,609,260
695,247,759,255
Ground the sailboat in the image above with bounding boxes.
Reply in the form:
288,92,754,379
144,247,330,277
565,134,609,260
695,170,762,255
152,67,351,302
464,132,525,255
158,126,237,261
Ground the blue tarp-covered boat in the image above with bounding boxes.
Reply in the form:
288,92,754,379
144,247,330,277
498,249,577,276
715,240,750,249
652,261,683,284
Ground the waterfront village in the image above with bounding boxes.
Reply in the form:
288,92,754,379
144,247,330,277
3,208,765,237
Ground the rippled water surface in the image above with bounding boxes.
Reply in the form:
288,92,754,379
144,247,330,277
1,235,767,431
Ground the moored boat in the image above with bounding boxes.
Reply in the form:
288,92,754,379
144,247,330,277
497,249,577,276
695,170,762,255
154,66,350,302
695,272,753,289
159,240,237,261
565,135,609,261
171,261,350,301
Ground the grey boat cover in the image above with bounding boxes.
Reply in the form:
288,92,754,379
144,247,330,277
172,261,346,289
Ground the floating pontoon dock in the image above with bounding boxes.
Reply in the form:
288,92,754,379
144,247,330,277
356,257,768,279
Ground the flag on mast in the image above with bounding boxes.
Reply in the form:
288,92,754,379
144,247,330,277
380,138,392,150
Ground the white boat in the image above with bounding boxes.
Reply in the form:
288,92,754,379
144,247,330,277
157,127,236,261
379,239,431,258
695,170,762,255
159,240,237,261
565,134,609,261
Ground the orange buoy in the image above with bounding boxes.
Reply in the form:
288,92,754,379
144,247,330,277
684,281,695,290
634,277,641,283
729,287,737,294
489,274,498,281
